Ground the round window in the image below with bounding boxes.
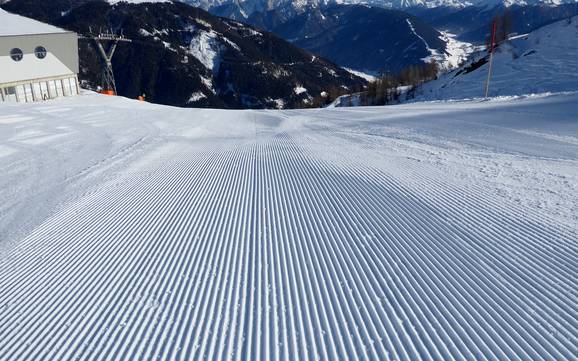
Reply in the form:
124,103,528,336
10,48,23,62
35,46,47,59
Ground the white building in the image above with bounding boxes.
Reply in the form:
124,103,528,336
0,9,79,103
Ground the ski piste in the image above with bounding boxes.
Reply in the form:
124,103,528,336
0,91,576,360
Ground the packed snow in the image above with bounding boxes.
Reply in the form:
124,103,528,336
0,90,576,360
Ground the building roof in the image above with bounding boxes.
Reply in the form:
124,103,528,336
0,9,68,37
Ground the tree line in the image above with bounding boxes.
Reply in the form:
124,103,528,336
307,60,439,108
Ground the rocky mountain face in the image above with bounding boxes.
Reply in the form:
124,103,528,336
1,0,365,109
247,4,447,74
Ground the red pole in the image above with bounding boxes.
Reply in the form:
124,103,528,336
484,20,497,98
489,20,497,53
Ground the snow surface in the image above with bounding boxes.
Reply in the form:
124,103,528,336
0,9,67,36
186,29,223,71
435,31,478,70
345,68,378,81
0,91,576,360
184,26,241,74
187,91,207,103
293,85,308,95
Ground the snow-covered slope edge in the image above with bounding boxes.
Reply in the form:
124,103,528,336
416,15,578,100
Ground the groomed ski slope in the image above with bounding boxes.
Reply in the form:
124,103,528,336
0,93,577,360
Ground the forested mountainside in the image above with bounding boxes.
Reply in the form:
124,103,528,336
246,4,447,74
2,0,364,108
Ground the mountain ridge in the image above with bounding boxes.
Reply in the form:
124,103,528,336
178,0,578,20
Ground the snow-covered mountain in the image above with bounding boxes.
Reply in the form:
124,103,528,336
247,4,453,74
181,0,578,19
415,15,578,100
3,0,573,14
411,1,578,42
331,15,577,108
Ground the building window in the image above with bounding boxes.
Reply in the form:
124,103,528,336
10,48,23,61
34,46,47,59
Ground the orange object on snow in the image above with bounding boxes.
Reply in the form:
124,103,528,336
100,90,115,96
